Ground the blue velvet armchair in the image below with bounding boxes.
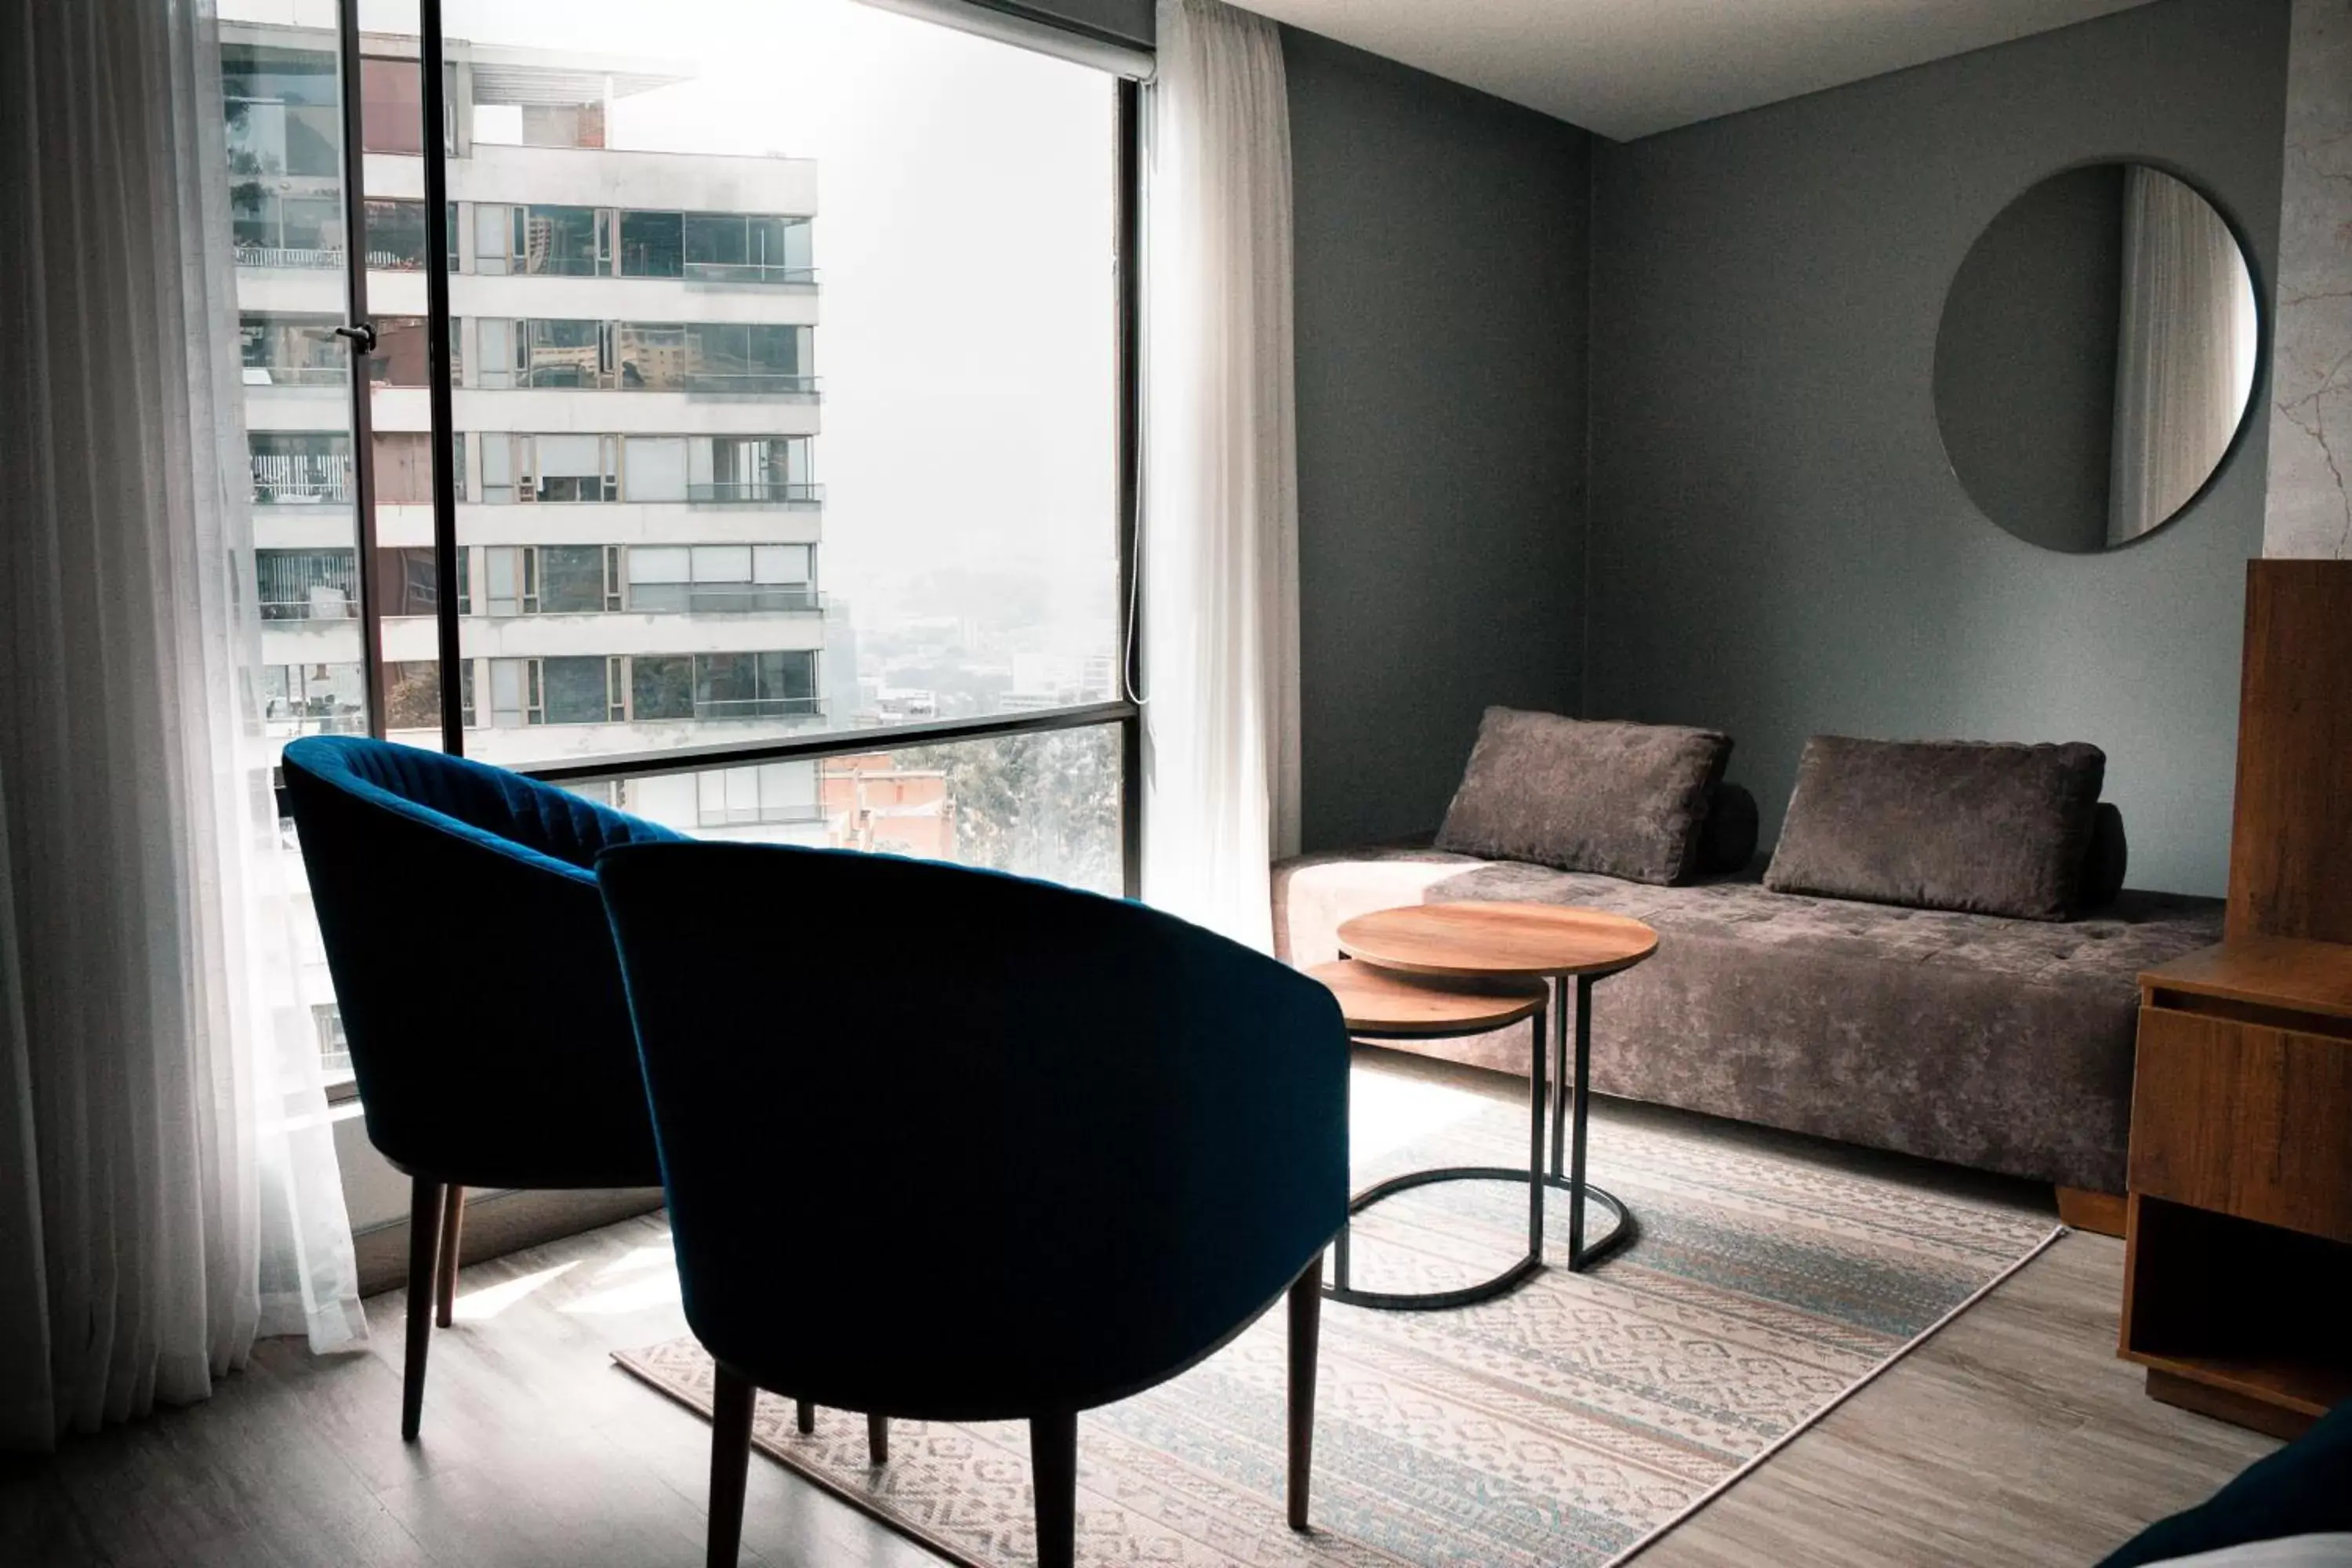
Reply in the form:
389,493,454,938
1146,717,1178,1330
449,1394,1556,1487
595,840,1352,1568
281,735,677,1439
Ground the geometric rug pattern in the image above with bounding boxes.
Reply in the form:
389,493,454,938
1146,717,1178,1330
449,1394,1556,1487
617,1063,2061,1567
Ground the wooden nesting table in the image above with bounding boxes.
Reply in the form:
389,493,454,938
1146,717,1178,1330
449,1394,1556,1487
1308,901,1658,1310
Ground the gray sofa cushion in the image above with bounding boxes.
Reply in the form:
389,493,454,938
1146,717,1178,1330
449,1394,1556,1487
1436,709,1731,885
1765,736,2107,920
1273,845,2225,1192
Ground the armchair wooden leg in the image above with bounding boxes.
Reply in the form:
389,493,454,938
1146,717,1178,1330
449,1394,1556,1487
1287,1261,1321,1531
1031,1410,1077,1568
435,1184,465,1328
867,1412,889,1465
708,1363,756,1568
794,1399,815,1436
401,1178,446,1442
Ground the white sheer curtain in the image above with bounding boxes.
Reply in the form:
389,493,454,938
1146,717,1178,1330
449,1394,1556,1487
0,0,366,1452
2107,165,2261,546
1140,0,1301,952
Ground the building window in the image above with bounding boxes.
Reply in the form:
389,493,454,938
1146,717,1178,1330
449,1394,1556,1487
232,189,343,269
223,44,340,180
249,432,350,505
375,547,467,617
696,760,821,826
359,56,423,154
488,657,539,727
385,659,474,730
369,316,460,387
627,544,815,613
522,319,602,387
312,1004,351,1080
682,212,814,284
694,650,817,720
538,545,615,613
688,436,814,503
622,436,688,502
476,205,603,277
240,313,344,386
619,211,683,278
542,656,613,724
479,434,619,503
615,322,684,390
482,546,535,615
256,548,358,620
682,323,811,394
630,655,695,721
262,663,367,737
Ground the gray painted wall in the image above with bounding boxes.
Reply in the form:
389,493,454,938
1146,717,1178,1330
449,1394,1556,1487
1286,27,1592,851
1588,0,2290,895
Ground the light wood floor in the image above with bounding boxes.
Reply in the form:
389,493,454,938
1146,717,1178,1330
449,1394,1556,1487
0,1063,2279,1568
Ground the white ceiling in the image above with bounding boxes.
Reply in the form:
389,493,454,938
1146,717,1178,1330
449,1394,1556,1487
1234,0,2163,142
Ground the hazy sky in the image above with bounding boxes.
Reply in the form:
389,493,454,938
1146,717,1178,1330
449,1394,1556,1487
358,0,1123,647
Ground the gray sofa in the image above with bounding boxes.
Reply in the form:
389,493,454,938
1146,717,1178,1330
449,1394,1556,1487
1273,844,2224,1194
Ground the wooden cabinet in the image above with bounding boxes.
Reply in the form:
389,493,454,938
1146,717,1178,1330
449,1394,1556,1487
2121,938,2352,1439
2122,561,2352,1437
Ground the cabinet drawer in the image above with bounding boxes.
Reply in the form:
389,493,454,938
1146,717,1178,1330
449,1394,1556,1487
2130,1005,2352,1243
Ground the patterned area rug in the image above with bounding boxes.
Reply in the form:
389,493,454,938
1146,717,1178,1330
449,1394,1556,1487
615,1063,2060,1567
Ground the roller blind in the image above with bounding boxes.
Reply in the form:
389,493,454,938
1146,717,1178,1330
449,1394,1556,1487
855,0,1153,78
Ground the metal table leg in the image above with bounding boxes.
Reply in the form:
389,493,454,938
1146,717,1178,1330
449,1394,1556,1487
1323,1001,1551,1311
1544,973,1635,1272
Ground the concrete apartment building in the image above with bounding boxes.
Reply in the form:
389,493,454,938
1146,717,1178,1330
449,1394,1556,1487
227,19,829,803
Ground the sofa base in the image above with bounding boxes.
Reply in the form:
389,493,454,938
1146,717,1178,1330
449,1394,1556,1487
2056,1186,2127,1237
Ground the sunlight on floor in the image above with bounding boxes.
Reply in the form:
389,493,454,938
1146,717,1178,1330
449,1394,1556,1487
1348,1062,1493,1163
452,1261,579,1323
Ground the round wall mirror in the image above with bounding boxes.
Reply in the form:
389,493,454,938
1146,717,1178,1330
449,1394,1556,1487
1933,163,2259,553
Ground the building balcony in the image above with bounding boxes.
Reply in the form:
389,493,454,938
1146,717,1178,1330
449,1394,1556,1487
234,263,822,325
387,707,830,768
363,143,818,216
260,606,825,664
686,481,822,507
252,500,822,550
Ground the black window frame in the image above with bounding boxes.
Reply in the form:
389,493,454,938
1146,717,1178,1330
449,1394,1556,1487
328,33,1142,896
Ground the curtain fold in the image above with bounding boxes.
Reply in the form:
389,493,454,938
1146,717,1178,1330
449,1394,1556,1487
1139,0,1301,952
0,0,366,1453
2107,165,2260,546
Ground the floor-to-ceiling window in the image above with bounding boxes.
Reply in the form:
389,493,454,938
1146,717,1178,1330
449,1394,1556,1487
216,0,1138,1101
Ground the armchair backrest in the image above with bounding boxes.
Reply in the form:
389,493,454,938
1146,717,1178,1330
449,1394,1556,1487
596,840,1349,1421
281,736,670,1188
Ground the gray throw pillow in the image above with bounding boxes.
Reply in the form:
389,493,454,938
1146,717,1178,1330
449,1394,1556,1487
1764,736,2107,920
1435,709,1731,885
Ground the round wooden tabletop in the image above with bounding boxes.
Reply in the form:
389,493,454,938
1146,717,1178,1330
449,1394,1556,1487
1305,959,1548,1036
1338,901,1659,979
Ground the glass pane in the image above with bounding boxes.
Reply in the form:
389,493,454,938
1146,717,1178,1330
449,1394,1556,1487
631,655,695,720
523,205,600,275
539,546,608,613
619,211,684,277
542,656,609,723
362,198,428,271
524,319,602,387
623,436,687,500
616,323,684,391
360,56,424,154
596,724,1122,894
